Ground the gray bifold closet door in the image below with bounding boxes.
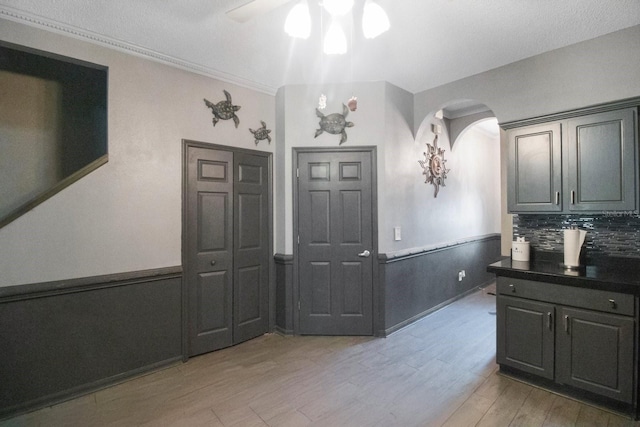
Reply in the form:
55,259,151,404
185,143,269,356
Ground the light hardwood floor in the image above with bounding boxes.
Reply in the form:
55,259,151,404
3,286,638,427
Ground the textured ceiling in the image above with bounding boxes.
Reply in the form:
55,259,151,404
1,0,639,94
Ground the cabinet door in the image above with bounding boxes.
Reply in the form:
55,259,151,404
566,108,637,211
507,123,562,212
556,307,634,403
497,296,555,379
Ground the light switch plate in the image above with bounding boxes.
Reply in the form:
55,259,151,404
394,226,401,241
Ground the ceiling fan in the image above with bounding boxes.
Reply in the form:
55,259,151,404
226,0,293,23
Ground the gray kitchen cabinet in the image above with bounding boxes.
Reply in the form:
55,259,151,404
496,277,636,405
506,106,638,213
556,306,635,403
507,123,562,212
497,295,555,379
566,108,637,212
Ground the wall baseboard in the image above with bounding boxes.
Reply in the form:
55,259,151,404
273,325,294,336
0,267,183,420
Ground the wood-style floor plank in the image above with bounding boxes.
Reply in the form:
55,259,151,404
509,387,556,427
2,286,638,427
543,395,582,426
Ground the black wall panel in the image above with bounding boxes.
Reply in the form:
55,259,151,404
275,235,502,337
379,235,502,335
0,268,182,418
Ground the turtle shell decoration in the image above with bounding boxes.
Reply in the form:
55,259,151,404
249,121,272,145
204,90,241,128
314,104,354,145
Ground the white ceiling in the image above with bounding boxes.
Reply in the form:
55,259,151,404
1,0,639,95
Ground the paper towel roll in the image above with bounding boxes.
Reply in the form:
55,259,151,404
564,228,587,267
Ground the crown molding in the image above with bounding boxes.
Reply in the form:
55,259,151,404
0,5,277,95
500,96,640,130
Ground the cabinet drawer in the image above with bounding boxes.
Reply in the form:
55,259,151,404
496,277,635,316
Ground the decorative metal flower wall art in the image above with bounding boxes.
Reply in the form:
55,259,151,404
249,121,272,145
419,134,450,197
203,90,241,128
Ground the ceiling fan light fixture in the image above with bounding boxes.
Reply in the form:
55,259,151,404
322,0,354,16
284,0,311,39
362,0,390,39
323,20,347,55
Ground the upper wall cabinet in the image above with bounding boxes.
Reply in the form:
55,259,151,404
506,104,638,214
508,123,562,212
566,109,636,212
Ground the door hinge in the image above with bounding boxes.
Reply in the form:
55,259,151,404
296,168,299,178
297,235,300,245
298,300,301,310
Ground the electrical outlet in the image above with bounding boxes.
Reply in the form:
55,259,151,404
458,270,466,281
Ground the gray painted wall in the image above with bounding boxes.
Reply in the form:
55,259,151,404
275,82,501,256
0,18,275,287
2,18,638,291
275,82,386,254
0,269,182,417
413,25,640,255
381,235,501,335
414,25,640,132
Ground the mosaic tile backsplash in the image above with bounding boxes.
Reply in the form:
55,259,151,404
513,214,640,259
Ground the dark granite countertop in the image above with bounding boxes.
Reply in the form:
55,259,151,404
487,258,640,295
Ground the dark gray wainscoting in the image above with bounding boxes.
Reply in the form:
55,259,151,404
274,253,294,334
0,267,182,419
275,235,502,338
378,234,502,336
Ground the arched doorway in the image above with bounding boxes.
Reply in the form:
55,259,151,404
416,99,506,246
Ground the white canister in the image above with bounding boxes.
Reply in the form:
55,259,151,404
512,237,530,262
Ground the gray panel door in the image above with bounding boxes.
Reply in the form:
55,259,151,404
497,296,555,380
567,108,636,211
556,307,634,403
507,123,562,212
297,150,374,335
233,151,269,344
185,144,270,356
186,146,233,356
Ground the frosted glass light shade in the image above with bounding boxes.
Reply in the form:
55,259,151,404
322,0,354,16
284,0,311,39
323,20,347,54
362,0,390,39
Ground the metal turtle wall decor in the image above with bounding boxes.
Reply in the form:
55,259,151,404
203,90,241,128
314,104,354,145
419,133,450,198
249,121,272,145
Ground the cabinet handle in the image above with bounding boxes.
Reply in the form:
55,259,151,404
547,312,553,331
609,299,617,310
564,315,570,333
571,190,576,205
555,192,560,205
509,284,516,293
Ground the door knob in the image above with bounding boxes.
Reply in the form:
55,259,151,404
211,260,216,266
358,250,371,258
